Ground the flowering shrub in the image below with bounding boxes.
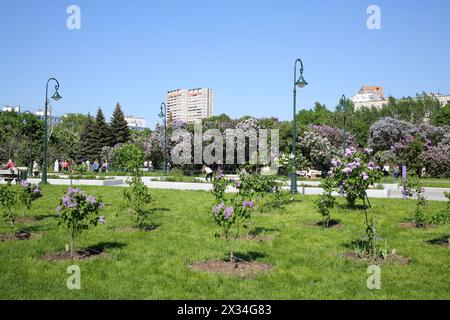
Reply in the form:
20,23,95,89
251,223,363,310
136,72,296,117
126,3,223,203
403,176,427,227
419,146,450,178
19,180,42,210
309,124,357,149
56,187,104,257
326,147,384,257
315,177,336,227
123,174,153,228
329,147,381,208
298,131,339,171
210,170,228,203
0,184,18,229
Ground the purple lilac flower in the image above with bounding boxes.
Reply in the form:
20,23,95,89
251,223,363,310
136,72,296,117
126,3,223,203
98,216,106,224
343,167,353,175
213,202,225,215
63,195,77,209
86,195,97,205
361,172,369,181
56,206,62,213
99,202,105,210
217,170,225,179
344,147,357,157
367,162,376,171
330,159,338,167
223,207,234,220
21,180,30,188
33,186,41,194
243,200,255,209
364,148,374,155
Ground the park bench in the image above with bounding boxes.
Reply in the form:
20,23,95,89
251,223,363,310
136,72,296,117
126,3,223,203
0,169,16,183
0,167,28,184
297,169,323,179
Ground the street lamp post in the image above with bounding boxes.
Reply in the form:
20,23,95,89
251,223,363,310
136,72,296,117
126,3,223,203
42,78,62,184
158,102,167,174
291,58,308,194
22,111,33,177
340,95,348,154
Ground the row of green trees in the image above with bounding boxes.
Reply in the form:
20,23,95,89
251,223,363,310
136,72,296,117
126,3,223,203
1,94,449,172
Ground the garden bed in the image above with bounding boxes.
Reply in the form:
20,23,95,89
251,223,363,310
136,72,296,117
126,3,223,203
343,252,411,265
189,259,272,278
41,248,107,261
0,230,42,241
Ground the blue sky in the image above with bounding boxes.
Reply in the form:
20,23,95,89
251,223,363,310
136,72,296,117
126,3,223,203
1,0,449,128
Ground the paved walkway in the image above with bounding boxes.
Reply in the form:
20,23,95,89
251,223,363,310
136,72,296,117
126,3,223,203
3,177,449,202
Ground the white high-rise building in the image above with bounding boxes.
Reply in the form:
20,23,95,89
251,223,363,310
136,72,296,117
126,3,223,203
166,88,214,123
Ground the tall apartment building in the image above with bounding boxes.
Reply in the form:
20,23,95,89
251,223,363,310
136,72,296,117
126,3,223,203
166,88,214,123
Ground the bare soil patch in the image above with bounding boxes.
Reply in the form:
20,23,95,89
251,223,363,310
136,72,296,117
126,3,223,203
306,220,344,229
0,231,42,241
190,259,272,278
344,252,411,265
41,249,107,261
112,225,158,232
398,222,435,229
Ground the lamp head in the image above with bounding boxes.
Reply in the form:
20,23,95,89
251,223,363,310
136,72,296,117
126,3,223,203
296,75,308,88
51,90,62,102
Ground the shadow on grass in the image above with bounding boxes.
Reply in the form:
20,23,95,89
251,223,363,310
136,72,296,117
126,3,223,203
87,241,127,253
249,227,279,236
426,235,450,247
232,251,267,262
316,219,342,228
337,204,369,211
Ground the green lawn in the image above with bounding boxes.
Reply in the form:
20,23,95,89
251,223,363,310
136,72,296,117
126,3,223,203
0,185,449,299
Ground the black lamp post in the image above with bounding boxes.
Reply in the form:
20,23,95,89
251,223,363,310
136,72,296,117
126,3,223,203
291,58,308,194
21,111,33,177
42,78,62,184
158,102,167,174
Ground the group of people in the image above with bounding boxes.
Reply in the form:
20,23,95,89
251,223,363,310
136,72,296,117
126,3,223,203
53,159,110,173
1,159,40,178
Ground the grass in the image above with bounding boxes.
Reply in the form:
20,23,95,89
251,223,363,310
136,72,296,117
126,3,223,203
0,185,449,299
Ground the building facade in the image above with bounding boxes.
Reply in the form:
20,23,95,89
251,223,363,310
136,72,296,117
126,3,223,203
351,85,388,110
125,115,147,131
166,88,214,123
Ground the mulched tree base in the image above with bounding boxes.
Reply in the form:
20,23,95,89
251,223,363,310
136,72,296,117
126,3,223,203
190,260,272,278
398,223,436,229
344,252,411,265
112,225,158,233
0,231,42,241
220,234,273,241
41,249,107,261
306,220,344,229
426,236,450,248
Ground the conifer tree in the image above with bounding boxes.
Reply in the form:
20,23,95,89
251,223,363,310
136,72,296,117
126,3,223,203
94,108,113,160
78,114,97,162
110,103,130,145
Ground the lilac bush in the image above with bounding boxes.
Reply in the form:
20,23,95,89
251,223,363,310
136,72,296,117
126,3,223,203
57,187,104,257
19,180,42,210
309,124,357,149
329,147,382,208
298,131,339,171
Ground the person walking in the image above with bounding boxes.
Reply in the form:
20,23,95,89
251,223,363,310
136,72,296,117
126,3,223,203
32,160,39,178
54,159,60,173
93,160,100,173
